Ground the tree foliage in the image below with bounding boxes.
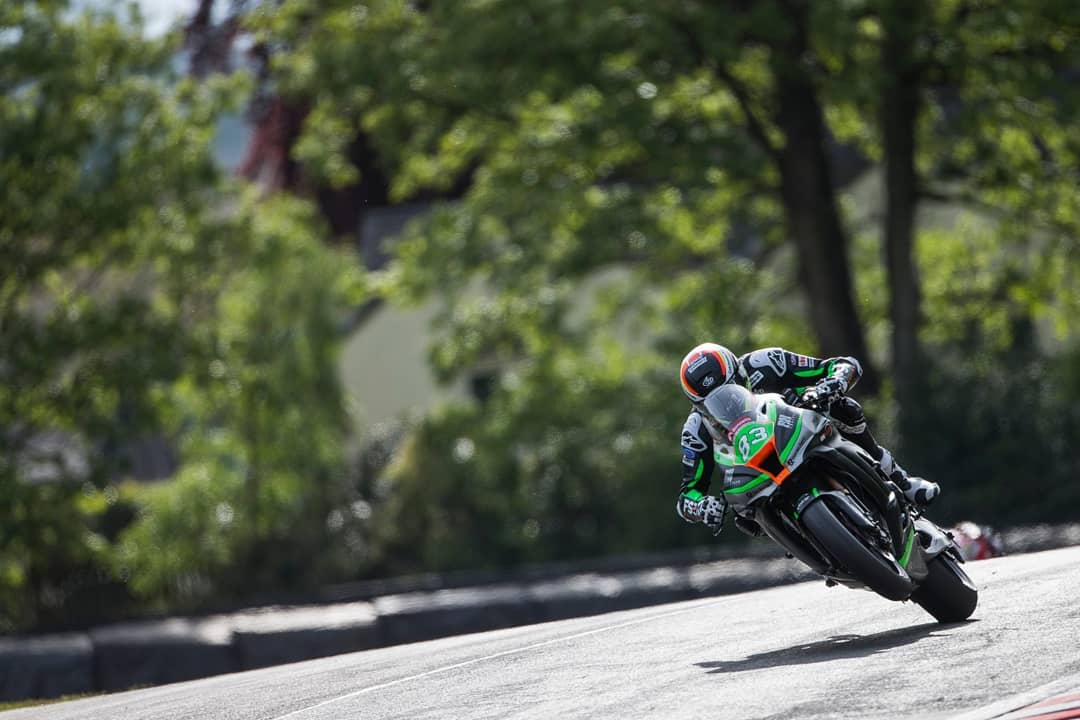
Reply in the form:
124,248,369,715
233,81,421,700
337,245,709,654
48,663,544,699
5,0,1080,629
253,0,1080,569
1,2,364,630
111,194,367,610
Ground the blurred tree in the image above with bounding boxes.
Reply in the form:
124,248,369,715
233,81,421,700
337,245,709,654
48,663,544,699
0,1,365,629
253,0,876,379
371,349,686,573
0,0,234,629
186,0,405,247
113,194,368,608
822,0,1080,448
246,0,1080,568
252,0,1080,376
367,267,793,573
907,221,1080,523
878,0,927,413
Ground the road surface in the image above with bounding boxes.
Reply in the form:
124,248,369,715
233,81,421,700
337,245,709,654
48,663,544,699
6,546,1080,720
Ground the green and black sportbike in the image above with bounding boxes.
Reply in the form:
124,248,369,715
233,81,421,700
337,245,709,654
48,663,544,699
703,383,978,622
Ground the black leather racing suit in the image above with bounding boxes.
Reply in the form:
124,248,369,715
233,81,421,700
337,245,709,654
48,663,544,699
677,347,881,524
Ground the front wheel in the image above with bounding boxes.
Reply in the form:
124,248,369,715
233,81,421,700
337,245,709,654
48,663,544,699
801,500,914,601
909,553,978,623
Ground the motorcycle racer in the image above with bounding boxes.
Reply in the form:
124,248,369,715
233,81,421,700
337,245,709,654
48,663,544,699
677,342,940,534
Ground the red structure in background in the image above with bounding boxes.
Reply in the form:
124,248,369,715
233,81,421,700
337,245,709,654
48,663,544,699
183,0,392,242
950,521,1005,561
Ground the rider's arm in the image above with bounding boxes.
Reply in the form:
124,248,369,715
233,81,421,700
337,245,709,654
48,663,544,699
786,353,863,413
822,356,862,393
676,410,716,522
742,347,862,396
781,351,862,395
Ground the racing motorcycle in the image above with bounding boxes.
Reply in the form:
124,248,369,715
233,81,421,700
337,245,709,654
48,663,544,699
703,383,977,622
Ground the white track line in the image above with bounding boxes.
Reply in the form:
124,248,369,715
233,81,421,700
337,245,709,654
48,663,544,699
949,673,1080,720
270,599,721,720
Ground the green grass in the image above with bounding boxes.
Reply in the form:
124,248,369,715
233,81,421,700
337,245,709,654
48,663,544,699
0,692,103,712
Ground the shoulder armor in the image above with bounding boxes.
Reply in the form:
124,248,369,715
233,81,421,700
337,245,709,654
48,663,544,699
746,347,787,376
681,411,712,452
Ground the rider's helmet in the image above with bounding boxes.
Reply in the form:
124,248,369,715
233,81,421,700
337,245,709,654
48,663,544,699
679,342,740,403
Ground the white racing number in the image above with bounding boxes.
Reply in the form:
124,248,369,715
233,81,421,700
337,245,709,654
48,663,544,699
737,425,770,460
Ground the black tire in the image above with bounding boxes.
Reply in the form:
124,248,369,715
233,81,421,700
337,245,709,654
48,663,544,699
801,500,914,601
910,553,978,623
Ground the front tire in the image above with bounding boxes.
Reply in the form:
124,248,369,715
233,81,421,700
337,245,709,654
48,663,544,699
910,553,978,622
801,500,914,601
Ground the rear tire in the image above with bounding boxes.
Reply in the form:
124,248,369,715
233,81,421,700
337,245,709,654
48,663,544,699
910,553,978,623
801,500,914,601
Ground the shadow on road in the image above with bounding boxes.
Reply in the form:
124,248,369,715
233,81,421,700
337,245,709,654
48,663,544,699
696,620,975,674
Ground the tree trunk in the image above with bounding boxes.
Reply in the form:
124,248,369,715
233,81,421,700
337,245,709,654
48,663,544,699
773,3,879,394
316,130,391,242
881,1,925,423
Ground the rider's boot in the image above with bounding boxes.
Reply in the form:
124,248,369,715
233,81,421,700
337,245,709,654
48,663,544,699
879,448,940,507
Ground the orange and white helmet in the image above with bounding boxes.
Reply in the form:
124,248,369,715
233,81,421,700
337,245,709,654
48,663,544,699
679,342,740,402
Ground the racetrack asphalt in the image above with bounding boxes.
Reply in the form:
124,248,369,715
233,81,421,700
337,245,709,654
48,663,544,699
4,545,1079,720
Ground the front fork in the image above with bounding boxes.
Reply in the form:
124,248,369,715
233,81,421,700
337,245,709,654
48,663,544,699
754,503,832,576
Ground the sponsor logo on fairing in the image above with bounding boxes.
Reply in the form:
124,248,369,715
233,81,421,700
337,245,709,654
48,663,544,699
727,416,752,440
777,414,795,429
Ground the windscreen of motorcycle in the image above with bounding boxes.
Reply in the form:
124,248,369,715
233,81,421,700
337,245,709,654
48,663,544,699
702,384,755,430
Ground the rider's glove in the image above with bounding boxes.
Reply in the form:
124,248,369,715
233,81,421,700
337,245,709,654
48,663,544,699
700,495,727,535
800,376,847,409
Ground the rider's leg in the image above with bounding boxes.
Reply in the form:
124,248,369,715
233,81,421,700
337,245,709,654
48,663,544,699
828,397,940,506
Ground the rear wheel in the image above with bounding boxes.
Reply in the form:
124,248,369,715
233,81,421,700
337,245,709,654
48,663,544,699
910,553,978,622
801,500,914,601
